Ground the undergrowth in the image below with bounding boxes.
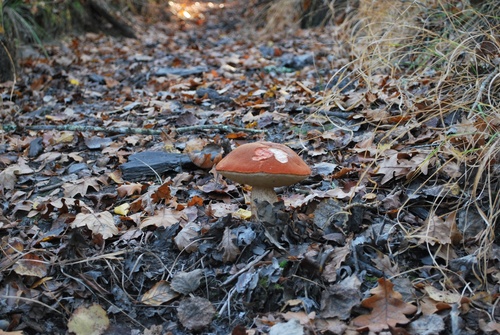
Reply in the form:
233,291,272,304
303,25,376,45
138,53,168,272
261,0,499,299
338,1,499,308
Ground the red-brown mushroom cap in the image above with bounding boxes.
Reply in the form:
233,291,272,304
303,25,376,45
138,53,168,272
216,141,311,187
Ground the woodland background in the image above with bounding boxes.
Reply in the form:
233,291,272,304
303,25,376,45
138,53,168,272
0,0,499,334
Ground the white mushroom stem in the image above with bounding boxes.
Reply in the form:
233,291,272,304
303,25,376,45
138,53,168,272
250,186,278,218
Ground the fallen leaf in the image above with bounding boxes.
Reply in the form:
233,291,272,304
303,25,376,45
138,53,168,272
417,212,455,246
140,280,180,306
320,275,362,319
114,203,130,216
67,304,109,335
116,183,143,197
174,221,200,252
269,319,304,335
13,254,48,277
71,212,118,239
371,251,399,277
139,208,183,229
407,314,445,335
177,296,215,331
218,227,240,263
171,269,204,295
419,296,452,315
352,278,417,332
423,285,462,304
0,165,19,194
377,153,411,185
63,178,100,197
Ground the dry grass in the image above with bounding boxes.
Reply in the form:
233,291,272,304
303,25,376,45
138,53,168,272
263,0,499,300
333,0,500,295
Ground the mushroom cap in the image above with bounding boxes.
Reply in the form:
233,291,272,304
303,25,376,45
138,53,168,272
216,141,311,187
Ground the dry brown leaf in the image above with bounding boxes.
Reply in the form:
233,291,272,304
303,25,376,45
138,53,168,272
352,278,417,332
322,245,350,282
67,303,109,335
151,181,172,203
171,269,204,295
418,212,457,246
371,251,399,277
218,227,240,263
479,319,500,333
71,212,118,239
209,203,239,218
13,254,48,278
177,296,215,331
0,165,19,194
174,221,200,252
423,286,462,304
140,280,180,306
377,153,412,184
282,311,315,325
63,178,100,197
117,183,143,197
139,208,183,229
419,296,452,315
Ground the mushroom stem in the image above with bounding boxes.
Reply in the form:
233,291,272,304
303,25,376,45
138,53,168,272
250,186,278,218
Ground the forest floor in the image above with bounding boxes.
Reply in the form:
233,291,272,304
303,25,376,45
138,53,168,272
0,0,499,334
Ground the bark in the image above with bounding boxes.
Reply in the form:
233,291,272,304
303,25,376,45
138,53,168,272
0,34,15,83
83,0,136,38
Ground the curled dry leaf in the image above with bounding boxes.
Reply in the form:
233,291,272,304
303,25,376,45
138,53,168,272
218,227,240,263
187,143,224,169
174,221,200,252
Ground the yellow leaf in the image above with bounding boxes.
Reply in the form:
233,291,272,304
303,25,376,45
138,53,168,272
234,208,252,220
114,203,130,216
69,78,80,86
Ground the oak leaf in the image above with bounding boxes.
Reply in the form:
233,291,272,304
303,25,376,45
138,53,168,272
117,183,143,197
63,178,100,197
71,211,118,239
377,153,411,185
352,278,417,332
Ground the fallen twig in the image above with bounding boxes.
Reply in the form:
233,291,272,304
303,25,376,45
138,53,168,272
5,123,265,134
221,250,270,286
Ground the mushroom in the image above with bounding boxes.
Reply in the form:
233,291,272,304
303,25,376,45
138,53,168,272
216,141,310,218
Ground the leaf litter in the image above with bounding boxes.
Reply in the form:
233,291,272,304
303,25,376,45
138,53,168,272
0,0,499,334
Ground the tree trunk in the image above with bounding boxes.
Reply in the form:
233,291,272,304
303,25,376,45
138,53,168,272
0,34,15,83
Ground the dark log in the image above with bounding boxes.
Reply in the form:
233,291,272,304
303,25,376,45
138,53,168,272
120,151,195,181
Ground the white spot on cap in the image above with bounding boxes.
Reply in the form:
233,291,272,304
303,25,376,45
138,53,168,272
269,148,288,163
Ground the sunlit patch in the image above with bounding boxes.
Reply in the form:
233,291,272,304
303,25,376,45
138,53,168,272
168,0,212,21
